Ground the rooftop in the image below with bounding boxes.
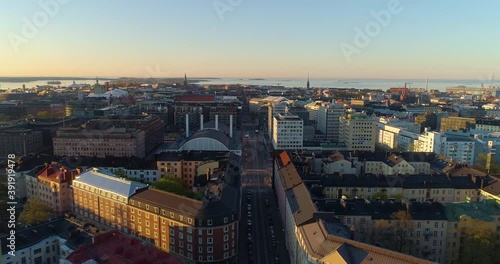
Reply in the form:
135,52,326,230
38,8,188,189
65,230,180,264
444,200,500,222
157,150,229,162
0,218,92,255
74,169,148,198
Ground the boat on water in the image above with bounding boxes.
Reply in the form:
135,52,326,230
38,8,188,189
47,80,61,85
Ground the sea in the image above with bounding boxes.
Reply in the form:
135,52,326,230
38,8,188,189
0,78,494,93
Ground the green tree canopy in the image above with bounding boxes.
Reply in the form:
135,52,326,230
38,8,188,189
372,191,388,201
152,176,203,200
473,153,500,174
461,220,500,264
19,198,53,226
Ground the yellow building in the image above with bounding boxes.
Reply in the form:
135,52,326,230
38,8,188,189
72,168,148,231
156,151,229,189
444,200,500,264
440,117,475,132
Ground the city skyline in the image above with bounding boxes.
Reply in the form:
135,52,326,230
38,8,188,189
1,0,500,79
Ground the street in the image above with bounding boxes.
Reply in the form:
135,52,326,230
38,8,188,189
238,114,289,264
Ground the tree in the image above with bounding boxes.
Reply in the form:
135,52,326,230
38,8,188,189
0,114,10,122
19,198,53,226
112,169,128,179
460,220,500,264
372,191,388,201
473,153,500,174
152,176,203,200
372,210,415,254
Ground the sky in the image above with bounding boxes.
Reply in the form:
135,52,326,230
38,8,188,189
0,0,499,79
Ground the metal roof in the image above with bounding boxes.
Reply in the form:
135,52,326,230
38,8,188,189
74,169,148,198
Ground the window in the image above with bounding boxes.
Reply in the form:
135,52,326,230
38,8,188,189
207,246,213,253
207,229,213,235
207,219,212,226
34,248,42,254
170,229,175,236
207,238,213,244
170,238,175,244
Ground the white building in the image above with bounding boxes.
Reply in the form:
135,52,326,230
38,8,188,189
304,101,321,123
268,102,288,139
340,112,376,151
441,135,475,165
414,130,475,165
316,102,344,142
272,114,303,150
377,123,420,151
414,129,442,153
1,219,91,264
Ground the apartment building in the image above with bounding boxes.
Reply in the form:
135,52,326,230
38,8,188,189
273,151,433,264
128,188,238,263
443,200,500,264
272,114,303,150
72,169,148,230
320,199,448,263
156,151,229,188
1,218,92,264
415,129,442,153
440,117,476,132
476,118,500,132
316,102,344,142
25,163,78,214
376,122,420,151
53,116,164,158
0,129,43,159
340,112,376,151
319,173,480,203
268,102,288,139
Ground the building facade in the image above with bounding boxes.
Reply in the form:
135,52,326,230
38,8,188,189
25,163,78,214
316,102,344,142
272,114,303,150
340,112,376,151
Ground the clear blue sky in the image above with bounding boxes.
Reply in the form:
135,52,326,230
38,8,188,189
1,0,499,79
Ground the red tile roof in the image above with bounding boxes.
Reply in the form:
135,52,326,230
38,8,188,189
66,231,181,264
36,164,76,183
174,95,215,103
279,151,291,166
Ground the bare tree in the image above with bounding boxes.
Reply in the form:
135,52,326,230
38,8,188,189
372,210,415,254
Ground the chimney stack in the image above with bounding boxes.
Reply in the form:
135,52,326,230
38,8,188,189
185,114,189,138
230,115,233,138
215,115,219,130
200,114,204,130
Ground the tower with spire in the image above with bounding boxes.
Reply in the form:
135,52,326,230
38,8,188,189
184,73,188,88
306,73,310,89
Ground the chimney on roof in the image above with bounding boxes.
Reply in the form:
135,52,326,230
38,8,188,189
186,114,189,138
200,114,204,130
230,115,233,138
215,115,219,130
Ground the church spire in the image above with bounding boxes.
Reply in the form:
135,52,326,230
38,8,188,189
184,73,188,87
